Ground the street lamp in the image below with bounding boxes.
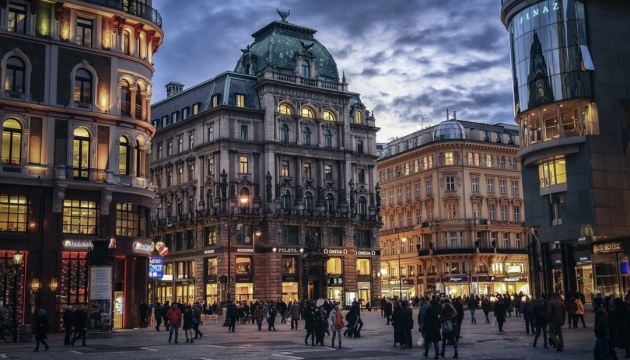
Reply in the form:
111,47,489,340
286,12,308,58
398,235,407,300
11,250,24,342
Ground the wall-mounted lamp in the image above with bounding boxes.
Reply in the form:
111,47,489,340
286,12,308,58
31,278,41,293
49,277,58,293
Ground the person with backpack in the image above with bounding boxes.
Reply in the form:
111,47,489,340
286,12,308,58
192,304,203,339
253,303,265,331
533,296,549,348
439,299,458,358
328,303,344,348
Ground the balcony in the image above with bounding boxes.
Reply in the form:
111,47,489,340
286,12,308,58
433,248,476,255
79,0,162,28
270,71,339,91
65,167,106,182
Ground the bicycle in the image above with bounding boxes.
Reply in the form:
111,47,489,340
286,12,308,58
1,323,17,343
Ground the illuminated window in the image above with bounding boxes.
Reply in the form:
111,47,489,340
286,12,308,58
280,160,289,177
207,257,217,275
239,156,248,173
2,119,22,164
301,107,315,118
4,56,25,93
76,17,93,47
485,154,493,168
116,203,143,237
445,152,453,165
211,95,220,108
538,158,567,188
356,258,371,275
119,136,130,175
61,252,88,309
72,128,90,180
279,103,292,115
303,162,312,178
8,4,26,33
236,94,245,108
447,202,457,220
192,103,200,115
235,257,251,275
204,226,217,245
74,69,92,104
283,256,297,274
0,195,28,232
62,200,98,234
327,258,343,274
355,110,362,124
322,110,336,121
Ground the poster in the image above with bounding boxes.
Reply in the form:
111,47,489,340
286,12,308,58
89,266,112,332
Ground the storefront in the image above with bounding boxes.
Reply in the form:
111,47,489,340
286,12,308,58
235,253,254,302
442,276,470,298
472,275,492,296
575,250,593,303
326,256,344,302
205,255,218,305
356,257,373,303
592,241,628,298
493,276,529,295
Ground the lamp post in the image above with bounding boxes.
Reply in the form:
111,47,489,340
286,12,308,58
11,250,24,342
398,235,406,300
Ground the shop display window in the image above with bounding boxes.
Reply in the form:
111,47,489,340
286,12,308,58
0,195,28,232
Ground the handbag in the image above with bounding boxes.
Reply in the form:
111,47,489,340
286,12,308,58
441,319,453,333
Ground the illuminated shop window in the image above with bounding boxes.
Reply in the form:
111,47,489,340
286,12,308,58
115,203,143,237
356,259,370,275
235,257,251,275
538,158,566,188
327,257,343,275
60,252,88,327
0,195,29,232
62,200,98,234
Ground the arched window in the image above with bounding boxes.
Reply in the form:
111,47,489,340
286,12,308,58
121,80,131,116
280,124,289,143
358,196,367,216
355,110,362,124
279,104,292,115
282,190,292,210
123,31,131,55
119,136,130,175
73,127,90,179
135,85,142,119
206,189,214,209
322,110,336,121
2,119,22,164
326,194,335,214
303,126,311,145
301,107,314,118
301,60,310,78
304,192,314,212
135,140,142,176
324,129,332,148
74,69,92,104
5,57,25,93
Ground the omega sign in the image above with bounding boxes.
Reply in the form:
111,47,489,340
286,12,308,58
593,242,623,254
324,249,347,255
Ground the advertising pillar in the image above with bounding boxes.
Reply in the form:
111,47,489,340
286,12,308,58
87,238,115,333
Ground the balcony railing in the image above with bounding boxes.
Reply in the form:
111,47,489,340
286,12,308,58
66,167,106,182
79,0,162,28
270,71,340,91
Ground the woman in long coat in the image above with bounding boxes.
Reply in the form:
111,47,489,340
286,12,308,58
423,300,442,359
494,297,507,332
314,305,326,346
392,302,406,348
33,309,49,352
303,303,316,346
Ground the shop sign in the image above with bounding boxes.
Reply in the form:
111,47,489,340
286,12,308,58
441,276,469,283
204,249,217,254
236,248,254,253
148,257,163,279
504,277,524,282
358,282,370,289
354,250,380,256
133,241,154,254
593,242,623,254
402,279,415,285
63,239,94,249
389,280,399,285
283,275,298,281
324,249,347,255
273,247,303,253
579,256,590,262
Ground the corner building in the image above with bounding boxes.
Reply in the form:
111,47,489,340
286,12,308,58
0,0,163,330
378,118,528,299
150,14,380,307
501,0,630,299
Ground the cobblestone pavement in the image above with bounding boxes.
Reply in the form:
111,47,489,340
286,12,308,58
0,309,601,359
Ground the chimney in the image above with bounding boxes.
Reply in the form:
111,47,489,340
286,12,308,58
166,81,184,97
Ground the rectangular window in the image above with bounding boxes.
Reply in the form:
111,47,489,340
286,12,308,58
115,203,143,237
236,94,245,108
207,124,214,142
551,193,563,225
446,176,455,191
405,186,411,201
188,133,194,149
207,156,214,176
303,162,312,179
182,107,189,119
8,4,27,33
358,168,365,184
388,191,393,207
539,158,567,188
282,256,297,274
486,154,493,168
447,203,456,220
239,156,248,173
406,210,412,226
281,160,289,177
0,195,29,232
356,139,364,154
503,233,510,249
282,225,299,245
511,180,519,195
166,171,173,187
177,166,183,184
326,258,343,274
515,234,522,249
356,259,371,276
207,257,218,276
491,232,498,248
178,137,183,153
415,183,420,198
487,178,494,193
324,165,332,181
329,227,342,246
445,152,453,165
499,179,507,194
426,180,432,195
513,205,521,222
76,17,93,47
61,252,88,307
186,230,194,249
192,103,200,115
397,188,402,202
62,200,98,234
236,224,253,245
171,112,179,124
414,159,419,172
240,125,248,141
471,177,479,192
204,226,217,245
510,157,517,170
157,144,163,159
211,95,219,108
473,203,480,219
489,204,496,220
235,256,251,275
167,141,172,156
497,156,505,169
415,208,421,224
356,230,371,248
501,204,508,221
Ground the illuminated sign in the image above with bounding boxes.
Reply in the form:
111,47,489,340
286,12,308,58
133,241,154,253
593,242,623,254
323,249,347,255
149,257,163,279
273,248,303,253
236,248,254,253
354,250,379,256
516,1,560,26
63,239,94,249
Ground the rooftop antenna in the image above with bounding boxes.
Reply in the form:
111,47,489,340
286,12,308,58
420,114,426,129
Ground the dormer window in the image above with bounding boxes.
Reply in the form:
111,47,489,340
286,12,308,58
355,110,362,124
301,60,310,78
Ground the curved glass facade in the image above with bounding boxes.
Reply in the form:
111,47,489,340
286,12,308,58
509,0,592,115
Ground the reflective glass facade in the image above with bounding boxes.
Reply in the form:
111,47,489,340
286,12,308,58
509,0,592,115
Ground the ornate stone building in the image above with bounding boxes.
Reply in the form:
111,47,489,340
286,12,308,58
0,0,163,330
150,13,380,307
378,116,528,299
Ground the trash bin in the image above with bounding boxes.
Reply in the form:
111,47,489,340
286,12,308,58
19,324,31,342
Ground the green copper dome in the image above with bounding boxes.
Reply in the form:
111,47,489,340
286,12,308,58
234,19,339,81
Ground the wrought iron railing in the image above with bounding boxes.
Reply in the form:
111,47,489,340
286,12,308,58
79,0,162,28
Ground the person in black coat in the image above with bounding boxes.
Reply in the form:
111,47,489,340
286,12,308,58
154,302,163,331
494,296,507,332
303,303,316,346
62,306,75,345
162,301,170,330
227,302,238,332
402,300,414,349
423,301,442,359
392,302,407,348
33,309,49,352
139,301,149,328
385,300,393,325
453,298,464,339
71,306,89,346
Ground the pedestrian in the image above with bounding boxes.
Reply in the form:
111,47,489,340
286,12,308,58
494,296,507,332
154,302,163,331
547,293,566,352
453,297,464,340
71,306,88,346
514,294,522,317
62,306,75,345
139,301,149,328
162,301,171,330
614,297,630,358
182,306,194,343
344,300,360,338
467,295,477,324
505,294,512,317
392,301,406,348
533,296,548,348
422,300,442,359
166,302,182,343
254,303,264,331
279,300,288,324
328,303,343,348
304,302,316,346
385,299,393,325
290,300,300,330
192,304,203,339
266,303,277,331
482,296,491,324
227,301,238,332
575,297,587,328
522,297,534,335
439,299,458,358
402,299,413,349
33,309,50,352
594,296,611,360
380,297,387,318
314,305,326,346
608,297,620,360
566,296,577,329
